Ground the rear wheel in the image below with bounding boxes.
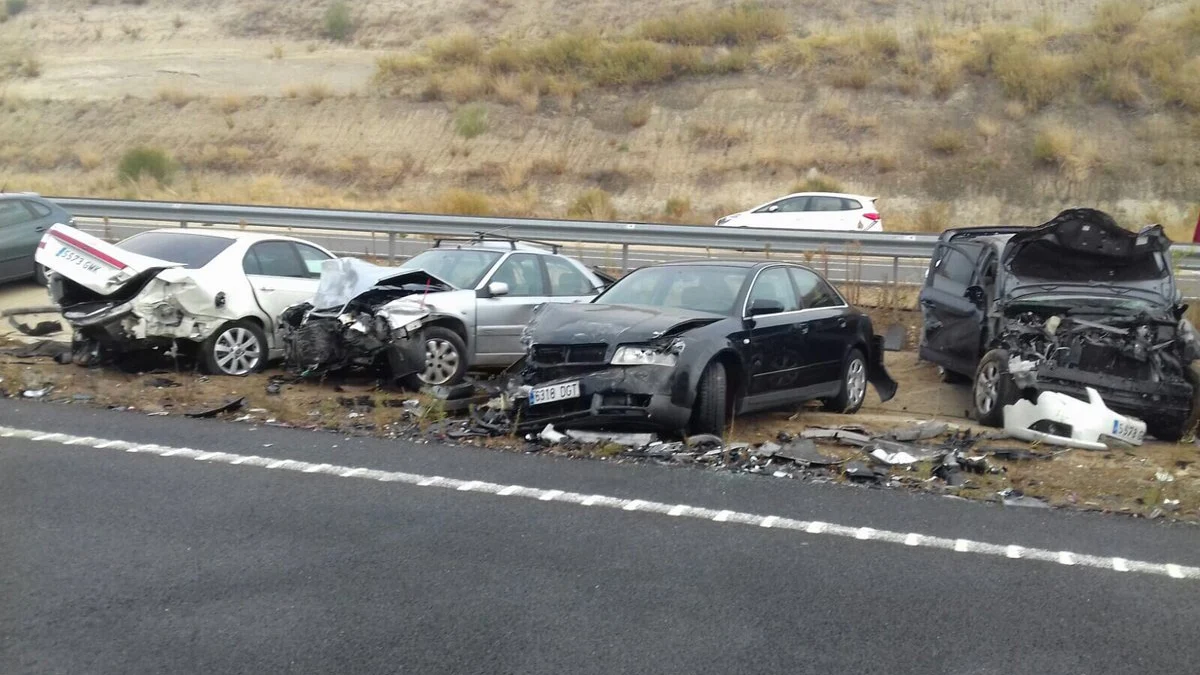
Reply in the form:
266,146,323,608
973,349,1014,427
202,320,266,376
823,349,868,414
33,265,48,286
689,360,727,436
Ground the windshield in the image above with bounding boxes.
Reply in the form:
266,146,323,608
116,232,235,269
597,265,750,316
398,249,501,289
1005,292,1165,315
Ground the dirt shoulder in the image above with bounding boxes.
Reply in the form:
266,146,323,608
1,343,1195,523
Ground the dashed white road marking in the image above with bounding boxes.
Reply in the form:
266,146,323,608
4,424,1198,583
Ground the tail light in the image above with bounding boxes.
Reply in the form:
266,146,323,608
863,213,881,221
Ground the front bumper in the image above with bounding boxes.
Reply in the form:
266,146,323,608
1032,363,1192,425
1003,386,1147,450
517,366,691,432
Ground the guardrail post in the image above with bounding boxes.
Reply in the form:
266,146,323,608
621,244,629,273
892,256,900,292
388,233,396,264
103,217,111,242
180,220,188,229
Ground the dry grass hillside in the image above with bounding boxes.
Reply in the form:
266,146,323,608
2,0,1200,237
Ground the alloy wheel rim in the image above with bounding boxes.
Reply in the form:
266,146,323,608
847,358,867,407
213,327,261,376
975,362,999,414
420,338,460,385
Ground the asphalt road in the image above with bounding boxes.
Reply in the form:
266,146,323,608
3,401,1198,674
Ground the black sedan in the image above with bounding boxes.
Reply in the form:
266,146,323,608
517,260,897,435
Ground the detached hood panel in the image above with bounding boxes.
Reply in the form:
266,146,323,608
527,303,723,345
1001,209,1174,294
309,258,454,310
35,224,180,296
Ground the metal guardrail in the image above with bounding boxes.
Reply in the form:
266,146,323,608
48,197,1200,274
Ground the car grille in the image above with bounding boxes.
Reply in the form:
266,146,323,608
531,343,608,365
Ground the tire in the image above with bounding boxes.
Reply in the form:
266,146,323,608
201,320,267,376
823,348,868,414
689,360,728,436
938,365,970,384
972,349,1014,427
401,326,468,389
33,264,48,287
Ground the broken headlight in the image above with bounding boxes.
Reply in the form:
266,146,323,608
611,342,683,367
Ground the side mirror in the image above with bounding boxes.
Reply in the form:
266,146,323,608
766,205,781,213
1175,303,1189,320
964,285,986,307
748,298,785,317
484,281,509,298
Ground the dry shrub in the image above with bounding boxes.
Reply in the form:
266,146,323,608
453,103,488,139
441,67,487,103
373,54,432,93
975,117,1000,143
1089,0,1145,41
1160,58,1200,112
930,56,962,99
664,196,691,221
485,42,525,74
926,129,967,155
754,36,814,72
518,91,539,114
1032,125,1075,166
994,47,1075,109
689,122,747,148
490,73,524,104
436,189,492,216
300,82,333,104
76,147,103,170
911,202,953,232
531,153,568,176
637,3,787,46
792,173,845,193
216,95,245,114
567,189,617,220
501,162,529,191
428,31,483,66
156,87,196,108
1095,68,1144,107
623,101,652,128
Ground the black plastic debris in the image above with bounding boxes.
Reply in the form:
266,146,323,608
143,376,181,388
882,323,906,352
844,461,888,483
184,397,245,419
10,319,63,337
997,488,1050,508
265,381,283,396
2,340,71,360
431,382,478,401
985,447,1052,462
685,434,724,451
800,427,872,446
338,395,375,409
774,439,843,466
753,441,782,459
886,421,949,443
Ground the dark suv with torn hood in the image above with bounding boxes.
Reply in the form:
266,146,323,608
517,260,897,435
919,208,1200,441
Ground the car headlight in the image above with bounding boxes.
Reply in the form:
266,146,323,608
611,343,682,367
716,215,734,226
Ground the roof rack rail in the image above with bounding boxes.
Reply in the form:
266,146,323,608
432,230,560,254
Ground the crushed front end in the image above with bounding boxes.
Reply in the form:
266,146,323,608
514,339,696,432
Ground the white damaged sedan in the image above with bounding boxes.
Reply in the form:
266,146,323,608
37,224,334,375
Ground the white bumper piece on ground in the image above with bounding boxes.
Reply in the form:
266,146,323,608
1002,387,1146,450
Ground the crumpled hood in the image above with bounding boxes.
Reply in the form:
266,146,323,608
1001,209,1175,300
309,258,454,310
526,302,723,345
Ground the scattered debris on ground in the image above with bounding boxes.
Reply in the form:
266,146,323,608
0,344,1196,522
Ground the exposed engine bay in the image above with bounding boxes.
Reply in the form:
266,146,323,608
278,259,449,384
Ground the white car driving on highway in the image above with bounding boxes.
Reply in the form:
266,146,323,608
37,224,335,375
715,192,882,232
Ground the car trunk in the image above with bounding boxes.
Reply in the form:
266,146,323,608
36,224,179,299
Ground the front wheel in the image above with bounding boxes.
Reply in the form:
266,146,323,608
972,349,1014,427
823,348,868,413
202,320,267,376
400,326,468,389
689,360,728,436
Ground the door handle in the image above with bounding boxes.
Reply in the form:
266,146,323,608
920,300,936,308
837,318,847,328
797,324,809,334
34,226,46,232
258,287,276,293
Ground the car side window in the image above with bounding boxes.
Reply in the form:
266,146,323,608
489,253,545,296
930,243,982,293
755,197,807,214
25,201,52,218
293,243,332,279
545,256,593,296
0,201,32,227
789,268,842,308
842,198,862,210
806,196,845,212
244,241,307,278
747,267,801,312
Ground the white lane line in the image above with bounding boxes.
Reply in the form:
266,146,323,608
4,423,1197,583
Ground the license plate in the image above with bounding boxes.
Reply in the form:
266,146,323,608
54,245,106,275
529,381,581,406
1112,418,1145,444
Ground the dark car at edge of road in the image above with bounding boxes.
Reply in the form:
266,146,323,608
515,260,898,436
0,192,74,285
918,208,1200,441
